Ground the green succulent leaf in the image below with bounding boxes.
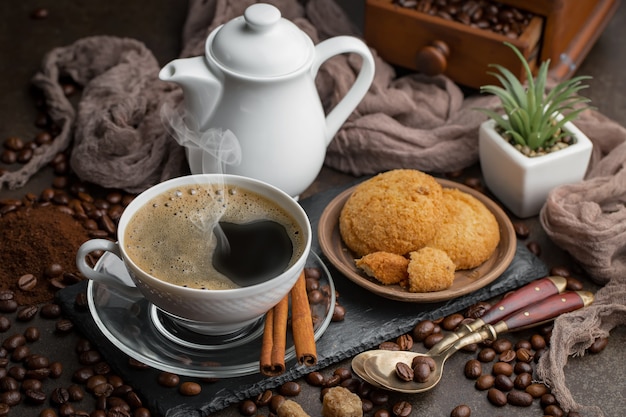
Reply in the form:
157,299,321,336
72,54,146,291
474,42,592,152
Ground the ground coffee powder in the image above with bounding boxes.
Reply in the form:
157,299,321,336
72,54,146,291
0,204,91,305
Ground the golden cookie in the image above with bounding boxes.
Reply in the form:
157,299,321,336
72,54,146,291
355,252,409,285
427,188,500,270
407,247,455,292
339,169,444,257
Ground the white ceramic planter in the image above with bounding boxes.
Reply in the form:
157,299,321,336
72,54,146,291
478,118,593,218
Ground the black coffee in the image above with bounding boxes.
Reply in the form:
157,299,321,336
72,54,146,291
212,220,293,287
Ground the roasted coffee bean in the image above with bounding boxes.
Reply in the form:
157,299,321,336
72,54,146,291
341,377,361,393
361,398,374,413
67,384,84,401
379,341,401,351
477,347,496,362
423,332,444,348
3,334,26,350
255,389,272,406
157,372,179,387
134,407,151,417
507,390,533,407
491,338,513,353
25,388,47,404
8,365,26,380
412,320,435,341
412,355,436,371
79,350,102,365
566,276,584,291
392,400,411,417
305,371,324,386
324,374,342,388
526,241,541,256
450,404,471,417
516,347,533,363
93,362,111,375
55,319,74,333
544,404,565,417
239,399,257,416
514,361,533,375
526,382,549,398
374,409,391,417
24,354,49,370
0,317,10,332
331,304,346,322
492,361,513,376
280,381,301,396
0,389,20,406
514,339,532,350
58,403,75,416
50,387,70,405
441,313,464,331
487,388,507,406
334,367,352,381
540,393,557,407
21,378,43,392
0,376,19,391
588,336,609,353
40,303,62,319
530,333,546,350
48,361,63,379
396,334,413,350
494,374,513,391
111,384,132,397
464,359,482,379
465,301,491,319
513,372,532,390
475,374,495,390
17,274,37,291
270,394,285,413
412,362,431,383
16,305,38,322
39,408,57,417
23,326,40,342
499,349,516,363
0,300,18,313
44,263,63,278
395,362,414,381
86,375,108,392
179,381,201,396
368,388,389,405
512,221,530,238
92,382,114,397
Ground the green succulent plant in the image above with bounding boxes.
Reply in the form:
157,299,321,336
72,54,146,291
477,42,592,151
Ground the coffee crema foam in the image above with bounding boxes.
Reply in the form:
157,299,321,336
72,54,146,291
124,183,305,290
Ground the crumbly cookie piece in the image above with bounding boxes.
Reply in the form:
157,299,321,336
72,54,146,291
277,400,311,417
339,169,444,257
407,247,456,292
322,386,363,417
355,251,409,285
427,188,500,270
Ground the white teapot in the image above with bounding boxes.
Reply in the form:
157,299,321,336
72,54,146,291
159,3,375,198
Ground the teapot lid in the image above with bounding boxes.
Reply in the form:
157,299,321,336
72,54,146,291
208,3,313,77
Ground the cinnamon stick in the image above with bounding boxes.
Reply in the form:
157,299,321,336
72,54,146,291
290,270,317,366
260,294,289,376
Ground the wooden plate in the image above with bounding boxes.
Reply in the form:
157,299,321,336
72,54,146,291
318,179,517,303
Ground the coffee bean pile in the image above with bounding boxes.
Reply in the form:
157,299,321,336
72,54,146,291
371,268,607,417
0,292,151,416
392,0,535,39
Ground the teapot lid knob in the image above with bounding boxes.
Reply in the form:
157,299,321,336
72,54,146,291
207,3,313,77
244,3,280,32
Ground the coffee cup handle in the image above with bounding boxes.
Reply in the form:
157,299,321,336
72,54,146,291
76,239,137,291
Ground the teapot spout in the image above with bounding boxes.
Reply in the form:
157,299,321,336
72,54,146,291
159,56,222,131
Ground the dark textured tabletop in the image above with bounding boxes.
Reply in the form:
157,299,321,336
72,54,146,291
1,1,625,416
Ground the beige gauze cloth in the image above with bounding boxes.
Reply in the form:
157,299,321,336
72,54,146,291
0,0,624,414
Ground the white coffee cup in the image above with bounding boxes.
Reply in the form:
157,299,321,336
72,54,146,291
76,174,312,335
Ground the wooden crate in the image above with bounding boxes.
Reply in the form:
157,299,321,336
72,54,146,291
364,0,620,88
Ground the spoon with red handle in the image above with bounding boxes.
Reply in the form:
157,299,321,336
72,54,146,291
427,276,567,355
358,290,593,394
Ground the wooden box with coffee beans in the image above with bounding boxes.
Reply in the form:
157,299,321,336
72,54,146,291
364,0,620,89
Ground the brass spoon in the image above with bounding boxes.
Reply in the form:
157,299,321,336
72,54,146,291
353,290,593,394
427,276,567,355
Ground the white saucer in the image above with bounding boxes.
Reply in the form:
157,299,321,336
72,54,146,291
87,251,335,378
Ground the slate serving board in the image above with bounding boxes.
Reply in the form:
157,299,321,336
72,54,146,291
57,179,549,417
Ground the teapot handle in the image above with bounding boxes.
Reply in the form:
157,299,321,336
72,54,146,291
312,36,375,145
